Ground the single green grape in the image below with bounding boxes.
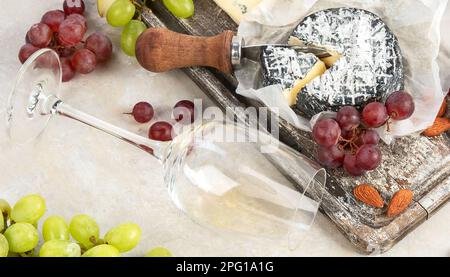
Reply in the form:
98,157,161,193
42,216,70,242
0,234,9,257
81,244,120,257
145,247,173,257
121,20,147,56
39,240,81,257
0,199,11,219
162,0,194,18
106,0,135,27
4,222,39,253
69,215,100,249
11,194,46,224
104,223,141,253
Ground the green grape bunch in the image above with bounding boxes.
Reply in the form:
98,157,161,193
0,195,172,257
97,0,194,56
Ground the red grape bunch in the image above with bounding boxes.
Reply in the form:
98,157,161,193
313,91,415,176
18,0,113,82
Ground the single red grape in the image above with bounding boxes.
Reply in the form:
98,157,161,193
336,106,360,131
27,23,53,48
85,32,113,63
362,102,388,128
385,91,415,120
149,122,174,141
357,130,380,145
63,0,85,15
316,145,345,169
66,14,87,32
343,154,366,176
71,49,96,74
61,57,75,82
41,10,66,32
58,19,85,46
173,100,195,123
312,118,341,147
356,144,382,171
18,44,39,64
131,102,154,123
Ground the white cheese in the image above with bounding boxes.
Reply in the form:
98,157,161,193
213,0,261,24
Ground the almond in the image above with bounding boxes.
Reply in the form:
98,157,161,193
353,184,384,208
437,98,447,117
422,117,450,137
387,189,413,217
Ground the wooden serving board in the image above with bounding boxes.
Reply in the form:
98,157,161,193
139,0,450,254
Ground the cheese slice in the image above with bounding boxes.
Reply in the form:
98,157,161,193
213,0,261,24
282,60,327,106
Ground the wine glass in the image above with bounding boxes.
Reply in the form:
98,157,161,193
7,49,326,248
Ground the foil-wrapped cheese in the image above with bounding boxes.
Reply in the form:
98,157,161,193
261,7,404,117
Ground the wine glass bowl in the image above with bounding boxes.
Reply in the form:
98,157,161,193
164,122,326,244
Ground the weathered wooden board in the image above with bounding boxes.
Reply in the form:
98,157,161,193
139,0,450,254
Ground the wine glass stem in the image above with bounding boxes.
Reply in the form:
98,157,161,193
53,100,168,161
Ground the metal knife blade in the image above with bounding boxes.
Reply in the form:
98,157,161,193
242,44,332,62
230,36,333,66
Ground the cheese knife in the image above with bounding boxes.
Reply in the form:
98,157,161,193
135,28,331,74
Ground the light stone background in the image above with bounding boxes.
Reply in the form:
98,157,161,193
0,0,449,257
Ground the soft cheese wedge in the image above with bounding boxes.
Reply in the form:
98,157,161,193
213,0,262,24
282,60,327,106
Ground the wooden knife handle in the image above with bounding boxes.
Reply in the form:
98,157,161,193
135,28,235,73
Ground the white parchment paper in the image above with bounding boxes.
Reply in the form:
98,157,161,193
235,0,449,142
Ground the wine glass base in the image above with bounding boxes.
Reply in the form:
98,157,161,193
7,49,62,145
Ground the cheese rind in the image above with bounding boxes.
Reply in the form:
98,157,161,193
213,0,261,24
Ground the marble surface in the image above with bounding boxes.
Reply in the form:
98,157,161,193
0,0,449,257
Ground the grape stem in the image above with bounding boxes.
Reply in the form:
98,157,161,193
131,0,144,9
19,251,34,257
386,117,391,132
132,0,153,21
338,128,361,154
2,216,7,232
